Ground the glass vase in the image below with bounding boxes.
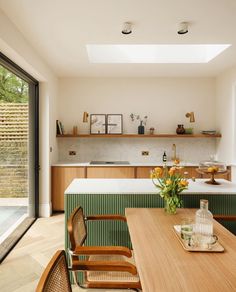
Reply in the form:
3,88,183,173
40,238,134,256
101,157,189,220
138,121,145,134
164,198,177,215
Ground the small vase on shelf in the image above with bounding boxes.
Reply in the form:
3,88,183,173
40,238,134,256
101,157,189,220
176,124,185,134
138,121,145,134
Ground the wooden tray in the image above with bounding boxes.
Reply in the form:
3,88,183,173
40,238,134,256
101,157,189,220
173,226,224,252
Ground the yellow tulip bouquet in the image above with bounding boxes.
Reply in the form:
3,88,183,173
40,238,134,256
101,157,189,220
151,161,189,214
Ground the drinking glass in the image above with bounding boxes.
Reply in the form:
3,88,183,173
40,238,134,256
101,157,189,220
181,218,194,242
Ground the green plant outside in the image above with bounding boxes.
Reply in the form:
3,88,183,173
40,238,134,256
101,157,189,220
0,64,29,198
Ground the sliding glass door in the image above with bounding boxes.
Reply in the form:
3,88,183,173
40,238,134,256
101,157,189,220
0,53,38,262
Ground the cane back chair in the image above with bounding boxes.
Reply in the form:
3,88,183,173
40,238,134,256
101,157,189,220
36,250,72,292
67,206,141,290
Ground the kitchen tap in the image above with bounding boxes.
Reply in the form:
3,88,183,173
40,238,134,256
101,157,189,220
172,144,177,161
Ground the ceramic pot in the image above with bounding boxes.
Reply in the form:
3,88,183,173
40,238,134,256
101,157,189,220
176,124,185,134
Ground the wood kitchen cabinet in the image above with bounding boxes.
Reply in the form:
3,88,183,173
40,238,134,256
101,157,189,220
51,166,85,211
87,167,135,178
177,167,202,178
136,167,156,178
136,166,231,180
136,166,201,179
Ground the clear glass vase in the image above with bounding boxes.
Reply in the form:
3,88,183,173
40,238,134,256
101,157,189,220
164,198,177,215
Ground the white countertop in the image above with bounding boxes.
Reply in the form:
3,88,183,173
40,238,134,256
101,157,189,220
52,162,200,167
65,178,236,195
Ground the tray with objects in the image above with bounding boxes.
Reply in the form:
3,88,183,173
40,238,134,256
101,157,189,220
173,225,224,252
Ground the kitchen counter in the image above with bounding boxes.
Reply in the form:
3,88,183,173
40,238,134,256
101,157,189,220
65,178,236,195
52,161,200,167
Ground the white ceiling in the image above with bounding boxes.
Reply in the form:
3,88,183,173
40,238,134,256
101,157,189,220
0,0,236,77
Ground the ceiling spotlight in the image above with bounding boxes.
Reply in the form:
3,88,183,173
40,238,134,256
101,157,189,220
178,22,188,35
122,22,132,35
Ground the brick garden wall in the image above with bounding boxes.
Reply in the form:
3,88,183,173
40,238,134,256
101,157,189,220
0,103,28,197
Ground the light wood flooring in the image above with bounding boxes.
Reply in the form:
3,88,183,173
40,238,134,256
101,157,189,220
0,214,135,292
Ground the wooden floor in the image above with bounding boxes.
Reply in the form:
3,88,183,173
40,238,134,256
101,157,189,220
0,214,135,292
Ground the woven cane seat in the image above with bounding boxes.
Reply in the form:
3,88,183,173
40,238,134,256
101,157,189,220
86,254,139,283
67,206,142,290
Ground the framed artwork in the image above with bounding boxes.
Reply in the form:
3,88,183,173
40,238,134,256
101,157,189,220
90,114,106,134
107,114,123,134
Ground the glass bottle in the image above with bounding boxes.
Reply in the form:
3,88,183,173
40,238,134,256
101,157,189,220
138,121,145,134
162,151,167,162
195,199,213,246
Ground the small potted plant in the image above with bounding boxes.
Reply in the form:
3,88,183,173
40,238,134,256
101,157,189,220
149,127,155,135
130,113,148,134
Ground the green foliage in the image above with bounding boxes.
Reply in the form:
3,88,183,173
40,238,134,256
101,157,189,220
0,65,28,103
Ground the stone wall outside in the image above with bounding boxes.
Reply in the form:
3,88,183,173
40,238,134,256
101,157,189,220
0,103,28,198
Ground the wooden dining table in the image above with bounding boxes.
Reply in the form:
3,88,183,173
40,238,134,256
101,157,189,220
125,208,236,292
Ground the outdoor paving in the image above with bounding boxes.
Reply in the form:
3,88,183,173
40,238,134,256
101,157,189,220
0,198,28,242
0,206,27,237
0,198,28,206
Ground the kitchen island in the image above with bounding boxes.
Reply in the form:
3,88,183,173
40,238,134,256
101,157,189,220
52,163,231,210
64,178,236,250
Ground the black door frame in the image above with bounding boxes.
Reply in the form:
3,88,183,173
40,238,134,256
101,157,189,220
0,52,39,218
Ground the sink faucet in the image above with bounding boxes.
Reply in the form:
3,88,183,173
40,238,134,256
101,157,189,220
172,144,177,161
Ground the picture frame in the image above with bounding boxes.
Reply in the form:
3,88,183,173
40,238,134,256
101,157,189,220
90,114,106,134
107,114,123,134
56,120,64,135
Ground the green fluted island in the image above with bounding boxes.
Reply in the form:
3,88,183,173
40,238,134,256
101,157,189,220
64,178,236,250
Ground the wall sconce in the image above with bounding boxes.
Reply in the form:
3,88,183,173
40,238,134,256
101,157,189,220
185,112,195,123
83,112,89,123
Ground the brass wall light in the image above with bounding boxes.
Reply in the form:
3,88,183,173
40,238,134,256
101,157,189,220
83,112,89,123
185,112,195,123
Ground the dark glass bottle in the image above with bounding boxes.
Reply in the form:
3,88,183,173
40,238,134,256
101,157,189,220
163,151,167,162
138,121,145,134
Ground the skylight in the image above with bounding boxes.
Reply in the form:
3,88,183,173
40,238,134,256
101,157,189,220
86,44,231,63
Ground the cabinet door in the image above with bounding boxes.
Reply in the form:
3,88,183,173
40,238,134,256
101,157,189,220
137,166,198,179
51,167,85,211
180,167,202,179
136,167,156,178
192,167,201,178
87,167,135,178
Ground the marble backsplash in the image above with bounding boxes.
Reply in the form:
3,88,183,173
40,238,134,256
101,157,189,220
57,138,217,164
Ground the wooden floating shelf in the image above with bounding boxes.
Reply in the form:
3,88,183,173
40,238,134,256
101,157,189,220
57,134,221,138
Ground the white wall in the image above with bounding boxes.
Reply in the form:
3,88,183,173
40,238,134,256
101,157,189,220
215,67,236,163
216,66,236,181
58,77,216,134
58,77,217,163
0,9,58,217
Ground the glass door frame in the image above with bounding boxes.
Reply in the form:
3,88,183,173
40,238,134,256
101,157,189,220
0,52,39,260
